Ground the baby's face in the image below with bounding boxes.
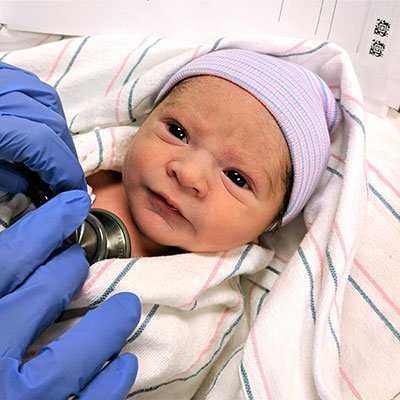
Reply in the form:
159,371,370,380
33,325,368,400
122,76,290,253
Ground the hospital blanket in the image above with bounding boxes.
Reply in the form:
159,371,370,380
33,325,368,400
1,31,399,399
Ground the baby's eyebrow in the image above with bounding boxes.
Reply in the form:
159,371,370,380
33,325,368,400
223,148,275,196
252,166,275,196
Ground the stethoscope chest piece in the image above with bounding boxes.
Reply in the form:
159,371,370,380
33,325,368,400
68,208,131,264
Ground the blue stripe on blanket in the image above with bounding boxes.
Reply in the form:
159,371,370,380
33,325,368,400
240,361,254,400
342,106,366,136
123,38,164,86
69,114,78,133
326,165,343,178
329,317,341,356
127,78,139,123
54,36,90,89
209,37,224,52
94,128,103,169
127,304,160,343
205,346,244,398
266,265,280,275
256,288,270,316
125,38,163,122
125,38,164,122
89,258,140,307
349,275,400,342
326,165,399,221
298,246,317,323
224,244,253,281
369,183,400,221
127,313,243,397
0,51,10,61
189,300,198,311
326,249,338,290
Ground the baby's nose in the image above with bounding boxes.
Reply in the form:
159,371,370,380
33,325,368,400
167,152,212,197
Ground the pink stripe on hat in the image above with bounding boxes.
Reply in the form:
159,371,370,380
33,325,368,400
155,49,342,227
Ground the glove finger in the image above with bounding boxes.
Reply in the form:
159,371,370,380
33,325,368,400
21,292,141,399
0,62,66,118
0,115,86,192
0,160,30,193
0,91,76,156
0,244,89,359
0,190,90,296
78,353,138,400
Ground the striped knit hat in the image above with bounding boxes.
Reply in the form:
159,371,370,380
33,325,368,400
155,49,342,226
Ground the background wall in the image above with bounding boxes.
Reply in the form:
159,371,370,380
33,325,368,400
0,0,399,116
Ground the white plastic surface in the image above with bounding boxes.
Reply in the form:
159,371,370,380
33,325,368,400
0,0,399,114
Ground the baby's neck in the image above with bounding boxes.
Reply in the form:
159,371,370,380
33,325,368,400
87,170,179,257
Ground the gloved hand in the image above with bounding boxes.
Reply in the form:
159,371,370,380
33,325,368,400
0,62,141,399
0,61,86,194
0,190,141,400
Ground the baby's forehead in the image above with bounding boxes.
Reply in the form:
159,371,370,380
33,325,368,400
164,76,278,130
167,75,244,97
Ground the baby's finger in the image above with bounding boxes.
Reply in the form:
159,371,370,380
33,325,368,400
78,353,138,400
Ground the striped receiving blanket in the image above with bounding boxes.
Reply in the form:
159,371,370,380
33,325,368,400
1,30,399,400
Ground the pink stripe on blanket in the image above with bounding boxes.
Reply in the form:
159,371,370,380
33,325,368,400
273,39,307,55
367,160,400,198
273,254,289,264
354,259,400,316
333,221,348,260
45,40,73,83
35,34,52,47
341,93,364,107
330,152,346,163
179,251,228,308
182,280,241,373
191,45,203,60
340,367,363,400
334,150,400,199
326,222,345,319
250,326,272,400
77,259,115,299
247,282,258,329
3,201,17,213
328,86,363,108
103,37,148,97
114,85,125,125
308,230,325,277
106,127,116,169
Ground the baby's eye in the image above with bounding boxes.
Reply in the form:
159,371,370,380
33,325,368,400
167,123,188,144
224,170,249,189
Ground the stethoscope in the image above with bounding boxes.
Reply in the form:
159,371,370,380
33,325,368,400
20,163,131,264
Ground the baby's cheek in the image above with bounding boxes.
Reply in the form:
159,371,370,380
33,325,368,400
122,150,139,191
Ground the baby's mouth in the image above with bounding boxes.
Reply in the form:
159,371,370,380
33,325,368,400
151,191,184,218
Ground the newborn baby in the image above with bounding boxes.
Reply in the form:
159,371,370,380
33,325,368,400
88,49,341,257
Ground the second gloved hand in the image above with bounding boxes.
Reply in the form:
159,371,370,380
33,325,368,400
0,61,86,194
0,190,141,400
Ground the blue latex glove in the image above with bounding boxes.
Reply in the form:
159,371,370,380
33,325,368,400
0,190,141,399
0,61,86,194
0,62,141,399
